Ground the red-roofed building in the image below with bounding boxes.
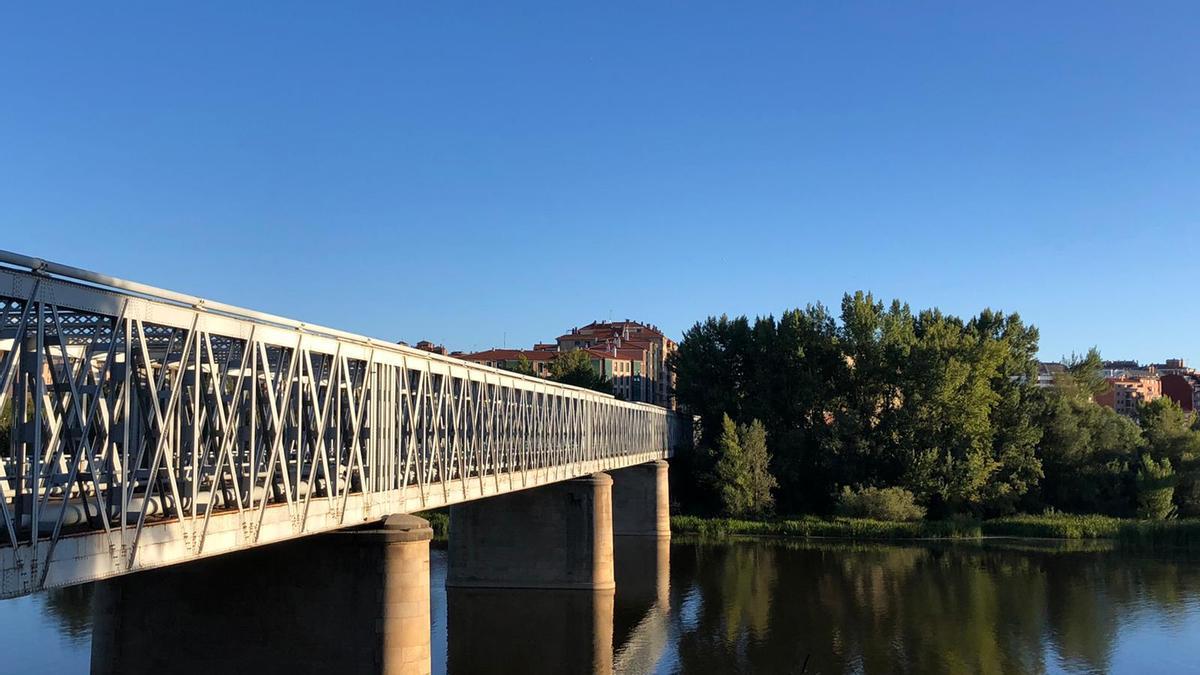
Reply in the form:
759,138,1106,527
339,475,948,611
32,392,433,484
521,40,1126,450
557,320,676,408
456,319,677,408
1095,375,1162,418
457,348,557,377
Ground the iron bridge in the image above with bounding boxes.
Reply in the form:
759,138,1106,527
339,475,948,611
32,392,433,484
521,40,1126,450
0,249,688,598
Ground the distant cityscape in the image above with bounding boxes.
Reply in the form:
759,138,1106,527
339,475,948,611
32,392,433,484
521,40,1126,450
402,320,678,410
405,322,1200,420
1039,358,1200,417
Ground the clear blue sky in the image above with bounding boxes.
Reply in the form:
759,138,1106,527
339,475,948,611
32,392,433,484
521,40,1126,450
2,3,1197,363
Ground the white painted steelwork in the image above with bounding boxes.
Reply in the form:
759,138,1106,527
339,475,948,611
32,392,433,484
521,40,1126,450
0,250,687,598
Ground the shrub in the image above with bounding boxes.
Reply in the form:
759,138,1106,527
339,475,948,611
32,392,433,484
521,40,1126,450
1135,455,1176,520
836,486,926,522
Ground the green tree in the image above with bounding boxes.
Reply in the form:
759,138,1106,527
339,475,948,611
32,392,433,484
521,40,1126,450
1138,397,1200,515
673,294,1050,517
1062,348,1108,399
670,316,754,511
502,354,537,377
670,315,753,443
1135,454,1175,520
0,398,11,455
711,415,778,518
739,419,777,516
712,414,749,516
1036,386,1142,516
549,350,611,394
972,310,1044,515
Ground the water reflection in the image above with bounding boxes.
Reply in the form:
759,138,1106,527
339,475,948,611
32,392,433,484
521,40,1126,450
89,532,420,675
447,587,615,674
667,539,1200,674
41,583,94,646
444,537,673,674
9,536,1200,674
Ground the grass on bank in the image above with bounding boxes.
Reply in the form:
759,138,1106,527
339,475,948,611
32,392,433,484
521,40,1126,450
672,513,1200,547
671,515,980,540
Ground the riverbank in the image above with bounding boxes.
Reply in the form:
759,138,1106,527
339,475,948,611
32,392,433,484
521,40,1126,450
671,514,1200,548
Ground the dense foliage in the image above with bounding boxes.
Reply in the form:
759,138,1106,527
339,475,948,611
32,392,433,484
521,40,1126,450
671,293,1200,520
836,486,926,522
548,350,612,394
501,354,537,377
712,415,777,517
0,399,10,454
495,351,613,394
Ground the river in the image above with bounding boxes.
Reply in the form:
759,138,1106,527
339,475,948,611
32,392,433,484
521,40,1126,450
3,537,1200,673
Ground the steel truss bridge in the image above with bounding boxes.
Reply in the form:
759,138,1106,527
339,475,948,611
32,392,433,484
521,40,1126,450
0,250,687,599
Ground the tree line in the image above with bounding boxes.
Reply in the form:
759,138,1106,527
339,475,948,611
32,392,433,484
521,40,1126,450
669,292,1200,520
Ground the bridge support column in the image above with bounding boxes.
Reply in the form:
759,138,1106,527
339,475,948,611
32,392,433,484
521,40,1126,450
447,473,614,590
364,514,435,675
612,459,670,538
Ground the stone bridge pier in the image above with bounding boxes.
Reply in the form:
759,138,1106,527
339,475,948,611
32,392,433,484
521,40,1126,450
446,460,669,590
445,460,669,673
90,461,669,675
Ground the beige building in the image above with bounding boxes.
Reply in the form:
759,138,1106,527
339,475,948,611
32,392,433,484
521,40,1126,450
456,320,678,409
557,321,677,409
1095,375,1162,418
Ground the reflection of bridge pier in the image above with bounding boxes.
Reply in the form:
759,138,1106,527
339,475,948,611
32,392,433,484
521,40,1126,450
444,460,671,673
612,459,671,673
447,588,615,674
90,515,434,675
614,536,671,645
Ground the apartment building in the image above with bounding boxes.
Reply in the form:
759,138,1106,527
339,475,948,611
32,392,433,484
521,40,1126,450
457,348,557,378
556,320,677,409
1095,375,1162,418
1155,360,1200,412
1036,362,1066,388
456,320,677,409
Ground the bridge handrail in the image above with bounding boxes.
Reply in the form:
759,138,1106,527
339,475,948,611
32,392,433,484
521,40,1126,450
0,248,650,405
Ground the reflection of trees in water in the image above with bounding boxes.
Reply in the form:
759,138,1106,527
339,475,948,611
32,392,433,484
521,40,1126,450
674,541,780,673
671,540,1200,674
40,583,94,645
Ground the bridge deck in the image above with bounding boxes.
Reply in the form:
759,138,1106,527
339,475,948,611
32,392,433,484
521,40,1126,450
0,250,686,598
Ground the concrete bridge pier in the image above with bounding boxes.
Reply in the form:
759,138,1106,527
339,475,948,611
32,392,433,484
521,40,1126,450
611,459,670,606
446,473,616,673
447,473,615,590
364,514,436,675
611,460,672,667
612,459,671,538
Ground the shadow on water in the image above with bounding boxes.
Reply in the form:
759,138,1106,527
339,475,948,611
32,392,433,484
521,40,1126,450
70,531,673,675
88,531,415,675
446,587,615,674
40,583,94,646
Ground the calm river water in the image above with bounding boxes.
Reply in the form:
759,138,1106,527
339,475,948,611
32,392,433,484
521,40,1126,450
3,537,1200,674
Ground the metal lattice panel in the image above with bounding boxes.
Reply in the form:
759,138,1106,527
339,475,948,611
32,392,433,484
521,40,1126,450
0,252,688,598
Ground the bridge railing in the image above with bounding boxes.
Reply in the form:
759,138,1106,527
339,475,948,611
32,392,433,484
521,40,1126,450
0,250,688,595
